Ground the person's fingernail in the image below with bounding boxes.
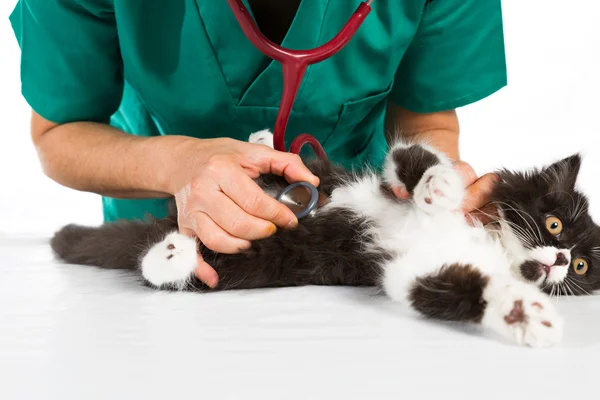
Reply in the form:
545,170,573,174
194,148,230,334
238,242,252,251
268,223,278,235
285,218,298,229
207,276,218,288
391,185,410,199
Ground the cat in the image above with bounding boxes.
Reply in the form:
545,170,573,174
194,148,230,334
50,130,600,348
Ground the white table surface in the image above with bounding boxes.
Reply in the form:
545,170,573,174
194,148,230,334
1,233,599,400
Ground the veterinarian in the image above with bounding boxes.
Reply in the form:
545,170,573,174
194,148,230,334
9,0,506,287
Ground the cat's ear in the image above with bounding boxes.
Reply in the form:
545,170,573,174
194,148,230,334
543,153,582,192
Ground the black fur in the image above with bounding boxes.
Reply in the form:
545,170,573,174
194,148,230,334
409,263,489,323
182,207,389,291
51,217,178,270
520,261,544,282
391,145,441,194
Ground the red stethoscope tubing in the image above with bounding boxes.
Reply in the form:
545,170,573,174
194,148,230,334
226,0,373,159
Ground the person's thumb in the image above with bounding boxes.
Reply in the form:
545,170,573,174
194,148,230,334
453,161,478,187
194,254,219,289
179,226,219,288
462,172,500,213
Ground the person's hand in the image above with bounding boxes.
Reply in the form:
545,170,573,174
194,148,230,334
168,137,319,288
452,161,500,225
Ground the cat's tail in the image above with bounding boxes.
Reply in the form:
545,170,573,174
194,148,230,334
50,217,179,270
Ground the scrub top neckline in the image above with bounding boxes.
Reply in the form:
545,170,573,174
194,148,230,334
195,0,330,107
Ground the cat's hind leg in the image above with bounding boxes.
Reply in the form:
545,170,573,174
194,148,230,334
140,231,199,290
481,277,563,347
383,256,563,347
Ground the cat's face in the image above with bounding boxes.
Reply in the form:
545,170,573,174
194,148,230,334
492,154,600,296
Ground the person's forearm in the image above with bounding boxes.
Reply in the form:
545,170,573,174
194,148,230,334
33,120,193,199
384,102,460,161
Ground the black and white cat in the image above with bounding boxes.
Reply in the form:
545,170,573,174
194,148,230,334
51,130,600,348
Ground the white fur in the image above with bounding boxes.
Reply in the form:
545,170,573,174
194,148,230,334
248,129,275,148
413,164,465,214
141,232,198,289
141,130,564,347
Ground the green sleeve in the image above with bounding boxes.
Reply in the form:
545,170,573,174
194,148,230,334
9,0,123,124
389,0,507,113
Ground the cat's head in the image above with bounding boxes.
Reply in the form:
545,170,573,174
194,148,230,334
492,154,600,296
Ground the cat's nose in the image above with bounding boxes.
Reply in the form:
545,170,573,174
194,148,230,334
554,252,569,266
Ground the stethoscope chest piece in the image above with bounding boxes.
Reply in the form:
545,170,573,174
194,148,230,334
276,182,322,219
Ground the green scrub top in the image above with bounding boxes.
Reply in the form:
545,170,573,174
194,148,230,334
9,0,507,223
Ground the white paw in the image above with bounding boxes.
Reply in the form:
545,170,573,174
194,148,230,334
248,129,274,148
140,232,198,289
414,165,464,214
483,281,563,347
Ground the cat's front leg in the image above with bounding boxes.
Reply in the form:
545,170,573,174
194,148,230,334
383,141,464,214
140,231,199,290
413,165,465,214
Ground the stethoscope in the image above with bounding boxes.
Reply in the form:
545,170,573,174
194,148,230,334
226,0,374,218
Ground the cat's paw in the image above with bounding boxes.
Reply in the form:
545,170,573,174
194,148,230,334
413,165,465,214
483,281,563,347
141,232,198,289
248,129,274,148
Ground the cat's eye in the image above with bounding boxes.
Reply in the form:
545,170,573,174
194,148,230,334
545,216,563,235
572,258,589,275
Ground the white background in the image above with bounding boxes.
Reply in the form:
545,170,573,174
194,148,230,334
1,1,599,233
1,2,600,400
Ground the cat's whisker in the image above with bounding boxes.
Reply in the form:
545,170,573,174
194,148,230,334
549,284,555,299
560,282,570,298
492,201,542,237
497,219,536,247
571,194,588,223
492,201,544,246
552,285,561,303
543,282,551,297
563,279,576,296
566,277,589,295
474,206,536,247
493,210,538,247
556,283,565,299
